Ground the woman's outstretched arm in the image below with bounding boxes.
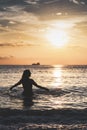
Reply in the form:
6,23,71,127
10,80,22,91
32,79,49,91
36,85,49,91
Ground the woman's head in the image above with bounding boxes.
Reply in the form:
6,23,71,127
22,69,31,78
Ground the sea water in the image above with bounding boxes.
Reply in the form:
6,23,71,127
1,65,87,129
0,65,87,110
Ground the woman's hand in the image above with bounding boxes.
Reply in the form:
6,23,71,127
9,87,13,91
45,88,49,92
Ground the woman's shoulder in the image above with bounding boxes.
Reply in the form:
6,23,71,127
29,78,34,82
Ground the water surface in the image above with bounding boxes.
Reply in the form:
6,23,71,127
0,65,87,110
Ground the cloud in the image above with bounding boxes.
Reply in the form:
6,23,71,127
67,44,87,49
0,0,87,20
0,56,14,60
0,19,17,27
25,0,39,5
23,0,87,20
75,21,87,28
70,0,79,4
0,42,34,47
74,21,87,34
0,0,87,25
69,0,86,5
0,5,39,29
0,0,27,7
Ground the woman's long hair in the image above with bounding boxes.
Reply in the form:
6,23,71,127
22,69,31,79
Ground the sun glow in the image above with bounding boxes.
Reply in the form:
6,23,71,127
46,29,69,47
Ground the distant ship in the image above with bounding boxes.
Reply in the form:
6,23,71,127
32,62,40,65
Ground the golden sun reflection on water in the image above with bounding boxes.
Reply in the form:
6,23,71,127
49,66,66,109
52,65,63,88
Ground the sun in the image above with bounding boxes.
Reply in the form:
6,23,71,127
46,29,69,47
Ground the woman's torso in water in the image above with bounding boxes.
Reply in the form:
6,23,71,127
21,78,34,97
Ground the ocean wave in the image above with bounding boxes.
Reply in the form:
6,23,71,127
0,108,87,125
1,86,87,110
0,87,69,98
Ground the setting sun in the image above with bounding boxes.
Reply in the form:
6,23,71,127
46,29,69,47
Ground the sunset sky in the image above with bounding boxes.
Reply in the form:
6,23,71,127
0,0,87,65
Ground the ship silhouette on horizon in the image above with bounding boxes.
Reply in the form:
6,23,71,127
32,62,40,66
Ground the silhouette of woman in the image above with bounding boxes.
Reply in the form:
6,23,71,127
10,69,49,97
